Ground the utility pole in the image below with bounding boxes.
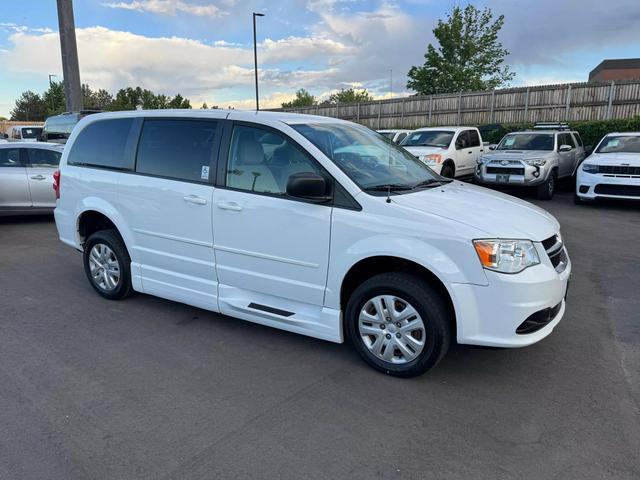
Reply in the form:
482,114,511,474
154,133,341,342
253,12,265,111
56,0,83,112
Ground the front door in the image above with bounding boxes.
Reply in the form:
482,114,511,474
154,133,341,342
26,147,62,208
0,147,30,209
557,133,576,177
213,122,332,310
117,118,221,310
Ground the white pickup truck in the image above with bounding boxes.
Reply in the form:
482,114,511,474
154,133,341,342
400,126,485,178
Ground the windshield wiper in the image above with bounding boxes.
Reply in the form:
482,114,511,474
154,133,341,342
364,183,415,192
413,178,452,188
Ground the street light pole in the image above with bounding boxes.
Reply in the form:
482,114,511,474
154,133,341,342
48,74,57,86
56,0,83,112
253,12,265,111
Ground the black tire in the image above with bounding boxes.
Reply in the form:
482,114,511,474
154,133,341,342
440,163,455,178
536,170,556,200
83,229,134,300
345,272,451,377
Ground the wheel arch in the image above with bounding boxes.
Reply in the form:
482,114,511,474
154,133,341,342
339,255,457,342
75,199,134,254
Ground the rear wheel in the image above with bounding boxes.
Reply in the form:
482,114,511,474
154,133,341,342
345,272,451,377
536,170,556,200
83,229,133,300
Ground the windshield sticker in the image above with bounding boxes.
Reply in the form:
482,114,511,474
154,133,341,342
605,139,619,147
201,165,210,180
504,137,515,146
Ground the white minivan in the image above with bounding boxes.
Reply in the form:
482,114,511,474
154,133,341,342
54,110,571,377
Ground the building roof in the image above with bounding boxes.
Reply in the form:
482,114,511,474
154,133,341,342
589,58,640,80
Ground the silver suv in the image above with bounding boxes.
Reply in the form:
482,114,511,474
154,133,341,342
475,124,585,199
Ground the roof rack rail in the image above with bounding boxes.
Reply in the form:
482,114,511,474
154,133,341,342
533,122,570,130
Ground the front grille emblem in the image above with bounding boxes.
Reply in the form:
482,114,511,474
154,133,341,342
501,160,509,166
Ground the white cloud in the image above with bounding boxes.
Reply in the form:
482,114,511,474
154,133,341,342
0,26,351,105
102,0,229,18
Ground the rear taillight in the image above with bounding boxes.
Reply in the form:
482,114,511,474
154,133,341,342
53,169,61,200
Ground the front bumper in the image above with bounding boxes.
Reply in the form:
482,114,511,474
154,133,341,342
449,244,571,348
576,170,640,200
475,162,549,186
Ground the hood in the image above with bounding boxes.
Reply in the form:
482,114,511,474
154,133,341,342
585,152,640,166
403,145,448,157
391,181,559,241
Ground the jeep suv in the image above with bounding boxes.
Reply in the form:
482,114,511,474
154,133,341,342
54,110,571,377
475,124,585,199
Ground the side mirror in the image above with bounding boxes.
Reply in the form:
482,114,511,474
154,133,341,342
488,144,497,150
559,144,572,152
286,172,331,203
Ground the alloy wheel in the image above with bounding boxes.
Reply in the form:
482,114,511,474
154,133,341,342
88,243,120,291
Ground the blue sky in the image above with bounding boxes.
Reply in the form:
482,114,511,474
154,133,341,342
1,0,640,117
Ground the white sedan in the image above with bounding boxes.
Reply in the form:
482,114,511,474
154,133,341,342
575,132,640,203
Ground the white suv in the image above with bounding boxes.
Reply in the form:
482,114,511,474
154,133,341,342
400,126,484,178
54,110,571,377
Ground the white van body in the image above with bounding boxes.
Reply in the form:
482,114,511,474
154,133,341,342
54,110,570,376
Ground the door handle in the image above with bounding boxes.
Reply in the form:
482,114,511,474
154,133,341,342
30,175,46,180
468,151,473,154
217,201,243,212
183,194,208,205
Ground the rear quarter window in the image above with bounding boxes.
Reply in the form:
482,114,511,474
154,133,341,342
67,118,135,170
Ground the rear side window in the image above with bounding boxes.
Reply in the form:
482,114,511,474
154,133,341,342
0,148,22,167
572,132,583,146
28,149,61,167
68,118,134,170
135,119,219,183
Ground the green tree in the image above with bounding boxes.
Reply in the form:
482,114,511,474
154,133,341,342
282,89,316,108
327,88,372,104
10,91,47,121
92,89,114,110
43,81,66,117
407,4,515,95
201,102,209,109
168,94,191,109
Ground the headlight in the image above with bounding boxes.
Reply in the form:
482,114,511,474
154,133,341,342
476,157,488,164
473,239,540,274
419,153,442,165
582,163,599,173
524,158,547,167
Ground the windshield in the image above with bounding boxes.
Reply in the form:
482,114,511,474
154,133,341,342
21,127,43,139
290,122,442,190
379,132,395,140
400,130,454,148
498,133,554,151
596,135,640,153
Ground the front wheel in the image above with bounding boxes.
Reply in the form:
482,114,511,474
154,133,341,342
536,171,556,200
345,273,451,377
83,229,134,300
440,164,455,178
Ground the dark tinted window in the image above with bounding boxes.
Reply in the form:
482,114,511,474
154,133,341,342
400,130,454,148
28,148,61,167
0,148,22,167
572,132,583,146
559,133,575,149
136,119,218,183
395,132,408,143
68,118,134,169
596,135,640,153
497,133,554,151
455,131,470,149
468,129,481,147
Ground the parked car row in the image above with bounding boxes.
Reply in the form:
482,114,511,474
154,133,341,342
380,122,640,203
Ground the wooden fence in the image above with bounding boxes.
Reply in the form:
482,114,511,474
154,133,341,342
274,80,640,128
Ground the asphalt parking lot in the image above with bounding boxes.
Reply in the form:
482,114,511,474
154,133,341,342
1,191,639,480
